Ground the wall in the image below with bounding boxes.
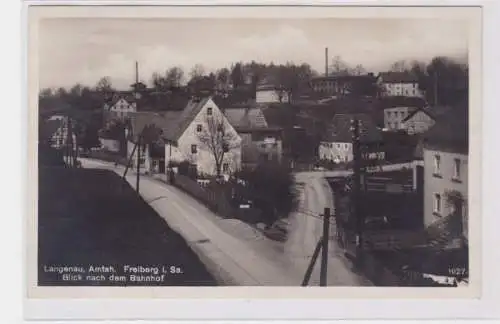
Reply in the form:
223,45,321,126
403,111,436,135
319,141,352,163
109,98,137,119
384,107,413,130
423,148,468,239
256,89,287,104
99,138,120,153
127,140,151,172
174,98,242,176
383,82,423,97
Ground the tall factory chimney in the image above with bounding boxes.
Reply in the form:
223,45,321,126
325,47,329,77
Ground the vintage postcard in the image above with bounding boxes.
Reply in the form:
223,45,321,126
26,4,482,301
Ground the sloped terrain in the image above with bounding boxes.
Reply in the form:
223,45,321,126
38,167,217,286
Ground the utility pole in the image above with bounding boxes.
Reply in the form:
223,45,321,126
434,70,438,106
350,119,364,266
320,207,330,286
136,135,141,193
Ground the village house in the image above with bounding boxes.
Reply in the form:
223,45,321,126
401,107,436,135
377,71,424,97
422,103,468,240
310,74,378,97
47,115,77,150
162,97,242,176
319,113,383,164
125,111,168,174
104,92,138,120
255,84,288,104
223,106,283,168
384,106,418,131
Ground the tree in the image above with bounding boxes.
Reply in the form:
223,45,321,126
390,60,409,72
197,114,240,177
351,64,366,76
235,161,299,225
231,62,244,89
329,56,350,76
95,77,113,93
190,64,205,80
216,68,230,87
165,66,184,87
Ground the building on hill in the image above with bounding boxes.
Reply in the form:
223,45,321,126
161,96,242,176
401,107,436,135
255,84,288,104
224,106,283,168
422,102,468,241
310,74,378,97
319,113,383,164
377,72,424,97
384,106,419,131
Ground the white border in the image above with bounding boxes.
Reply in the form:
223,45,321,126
16,0,500,321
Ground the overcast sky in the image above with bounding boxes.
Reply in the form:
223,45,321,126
38,18,469,90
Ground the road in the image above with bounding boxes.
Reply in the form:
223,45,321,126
80,158,371,286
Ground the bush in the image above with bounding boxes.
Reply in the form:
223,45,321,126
235,161,299,225
178,160,198,180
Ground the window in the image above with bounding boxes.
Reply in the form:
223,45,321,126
336,144,341,149
207,107,213,116
433,155,441,176
223,163,229,173
196,124,202,132
434,193,442,214
344,144,348,149
191,144,197,154
453,158,461,180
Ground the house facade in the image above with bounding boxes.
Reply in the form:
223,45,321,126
222,106,283,167
423,104,468,240
319,113,384,164
384,107,417,130
378,72,424,97
164,97,242,176
401,109,436,135
48,115,77,150
104,94,138,120
255,85,288,104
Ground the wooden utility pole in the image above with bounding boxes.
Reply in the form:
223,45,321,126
136,135,141,193
351,119,364,264
320,207,331,286
434,70,438,106
301,239,322,286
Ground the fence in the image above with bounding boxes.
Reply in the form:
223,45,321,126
172,174,262,223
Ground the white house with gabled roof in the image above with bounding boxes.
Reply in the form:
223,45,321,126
162,96,242,176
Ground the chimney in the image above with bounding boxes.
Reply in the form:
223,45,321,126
325,47,329,77
135,61,139,84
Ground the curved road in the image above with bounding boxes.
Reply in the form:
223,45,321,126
80,158,371,286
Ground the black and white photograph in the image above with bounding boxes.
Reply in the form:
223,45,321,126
29,5,480,294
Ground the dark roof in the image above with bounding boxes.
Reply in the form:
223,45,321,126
402,107,436,122
223,107,268,129
378,72,419,84
423,102,468,154
311,74,376,83
161,97,212,143
378,96,427,109
323,113,382,143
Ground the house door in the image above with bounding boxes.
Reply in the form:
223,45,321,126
159,160,165,173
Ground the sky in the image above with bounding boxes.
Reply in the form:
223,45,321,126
38,18,469,90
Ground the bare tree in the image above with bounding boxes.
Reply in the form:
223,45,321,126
95,77,114,93
197,114,240,177
190,64,206,80
165,66,184,87
390,60,409,72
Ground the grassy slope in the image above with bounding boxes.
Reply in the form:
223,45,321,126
38,167,216,286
